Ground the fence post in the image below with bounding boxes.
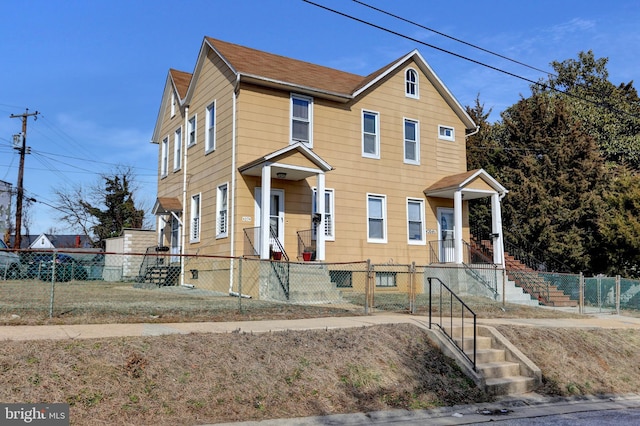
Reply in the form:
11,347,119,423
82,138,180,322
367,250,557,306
49,250,57,319
579,272,584,314
409,262,416,314
365,259,371,315
616,275,621,315
238,257,243,313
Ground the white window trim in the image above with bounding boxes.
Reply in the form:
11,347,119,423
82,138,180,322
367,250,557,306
376,271,397,287
188,114,197,147
160,137,168,178
216,182,229,239
405,68,419,99
170,91,176,117
312,187,335,241
290,93,313,147
366,193,387,243
438,125,455,141
173,126,182,171
362,109,380,159
403,118,420,165
406,198,426,245
190,193,201,243
205,101,216,153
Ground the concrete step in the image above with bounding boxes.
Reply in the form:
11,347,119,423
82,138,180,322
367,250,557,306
455,336,492,351
474,348,506,364
476,361,521,379
485,376,536,396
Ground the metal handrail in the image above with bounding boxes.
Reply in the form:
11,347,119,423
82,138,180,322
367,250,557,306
428,277,477,371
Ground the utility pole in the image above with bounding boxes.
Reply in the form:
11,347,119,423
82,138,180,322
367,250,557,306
10,108,39,250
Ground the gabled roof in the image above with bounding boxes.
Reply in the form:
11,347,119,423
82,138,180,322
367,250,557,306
238,142,333,181
152,37,476,142
425,169,508,200
169,69,191,99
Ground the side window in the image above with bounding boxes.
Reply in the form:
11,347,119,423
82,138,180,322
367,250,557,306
217,183,228,238
173,127,182,171
312,188,335,241
367,194,387,243
407,198,425,244
188,115,197,147
190,193,201,242
161,137,168,177
405,69,418,98
438,125,455,141
291,94,313,146
206,101,216,152
362,110,380,159
404,119,419,164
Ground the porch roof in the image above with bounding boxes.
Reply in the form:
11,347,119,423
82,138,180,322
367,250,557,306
152,197,182,215
238,142,333,181
424,169,508,200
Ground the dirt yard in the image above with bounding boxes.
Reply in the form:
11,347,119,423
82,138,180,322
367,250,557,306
2,295,640,425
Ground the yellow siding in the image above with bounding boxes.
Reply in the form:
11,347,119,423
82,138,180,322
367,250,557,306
155,49,476,264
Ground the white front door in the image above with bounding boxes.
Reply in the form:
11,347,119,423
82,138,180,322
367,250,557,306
438,208,455,263
170,215,181,263
255,188,285,254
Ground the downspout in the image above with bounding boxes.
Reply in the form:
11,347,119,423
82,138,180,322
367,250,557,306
229,75,239,294
181,105,189,287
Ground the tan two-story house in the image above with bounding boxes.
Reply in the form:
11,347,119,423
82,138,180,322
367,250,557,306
151,37,507,276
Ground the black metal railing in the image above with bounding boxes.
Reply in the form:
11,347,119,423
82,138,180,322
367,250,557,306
296,229,315,261
463,241,498,298
504,239,572,273
243,227,260,257
428,277,477,371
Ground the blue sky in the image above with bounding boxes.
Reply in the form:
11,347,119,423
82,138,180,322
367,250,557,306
1,0,639,235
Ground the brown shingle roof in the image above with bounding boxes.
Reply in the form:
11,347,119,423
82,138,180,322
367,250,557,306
170,69,191,99
205,37,367,95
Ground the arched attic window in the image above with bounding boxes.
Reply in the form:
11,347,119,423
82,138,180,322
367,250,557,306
405,68,419,99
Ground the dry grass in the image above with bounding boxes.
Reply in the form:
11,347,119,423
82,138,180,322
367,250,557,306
0,324,488,425
2,282,639,425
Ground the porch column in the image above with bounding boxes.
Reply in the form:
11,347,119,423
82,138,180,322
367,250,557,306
260,165,272,259
316,172,325,261
491,192,505,265
454,190,463,264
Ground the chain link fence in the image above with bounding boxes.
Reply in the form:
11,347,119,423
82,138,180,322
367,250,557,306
2,248,640,324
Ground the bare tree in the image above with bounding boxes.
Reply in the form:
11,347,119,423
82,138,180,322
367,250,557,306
53,165,148,247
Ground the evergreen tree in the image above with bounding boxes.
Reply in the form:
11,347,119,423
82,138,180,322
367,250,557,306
80,173,145,243
492,93,607,273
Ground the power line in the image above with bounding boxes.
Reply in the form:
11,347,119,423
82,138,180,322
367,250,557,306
352,0,553,76
302,0,640,121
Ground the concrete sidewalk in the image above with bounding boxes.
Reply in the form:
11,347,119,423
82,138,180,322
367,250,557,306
2,311,640,342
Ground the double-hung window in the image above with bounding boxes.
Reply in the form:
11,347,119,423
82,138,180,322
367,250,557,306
405,69,419,98
205,101,216,152
367,194,387,243
407,198,425,244
161,137,168,177
173,127,182,171
404,119,419,164
312,188,335,240
362,110,380,159
190,193,201,242
188,115,197,147
217,183,228,238
291,94,312,146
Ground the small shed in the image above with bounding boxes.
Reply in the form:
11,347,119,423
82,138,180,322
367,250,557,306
104,229,156,281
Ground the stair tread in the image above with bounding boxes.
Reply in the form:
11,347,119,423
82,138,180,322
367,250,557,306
485,376,535,384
